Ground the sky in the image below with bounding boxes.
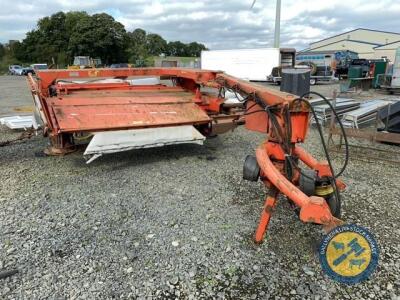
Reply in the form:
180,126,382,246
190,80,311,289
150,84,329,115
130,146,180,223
0,0,400,50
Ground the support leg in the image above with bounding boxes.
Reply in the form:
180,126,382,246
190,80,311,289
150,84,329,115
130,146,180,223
44,133,76,156
254,188,279,243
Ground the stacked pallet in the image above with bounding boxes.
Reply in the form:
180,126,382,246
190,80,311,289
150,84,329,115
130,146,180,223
309,98,392,128
341,100,391,128
310,98,360,124
378,101,400,133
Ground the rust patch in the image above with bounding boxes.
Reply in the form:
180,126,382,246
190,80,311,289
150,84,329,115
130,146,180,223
264,204,275,213
52,102,210,132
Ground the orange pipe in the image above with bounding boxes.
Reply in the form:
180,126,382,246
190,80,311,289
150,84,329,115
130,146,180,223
256,144,309,208
256,143,339,226
293,146,319,169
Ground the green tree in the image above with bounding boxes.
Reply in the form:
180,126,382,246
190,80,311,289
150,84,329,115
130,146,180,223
166,41,188,57
166,41,207,57
8,11,207,68
126,28,148,64
13,11,128,65
186,42,207,57
37,12,68,51
146,33,167,56
64,11,91,64
18,12,70,64
10,41,27,62
131,28,147,46
68,13,127,64
0,44,5,60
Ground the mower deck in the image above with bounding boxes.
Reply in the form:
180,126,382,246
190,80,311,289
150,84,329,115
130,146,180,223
45,88,211,133
28,68,244,155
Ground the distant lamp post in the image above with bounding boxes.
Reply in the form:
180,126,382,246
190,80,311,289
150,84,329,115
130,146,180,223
251,0,281,48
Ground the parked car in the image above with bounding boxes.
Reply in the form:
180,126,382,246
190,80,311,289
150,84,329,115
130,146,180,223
8,65,23,75
31,63,48,72
110,63,129,68
21,66,34,76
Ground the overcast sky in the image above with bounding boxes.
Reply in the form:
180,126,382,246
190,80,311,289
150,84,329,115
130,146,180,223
0,0,399,50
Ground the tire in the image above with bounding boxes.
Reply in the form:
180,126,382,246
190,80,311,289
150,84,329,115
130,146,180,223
271,66,282,77
310,78,317,85
299,61,317,75
325,192,341,218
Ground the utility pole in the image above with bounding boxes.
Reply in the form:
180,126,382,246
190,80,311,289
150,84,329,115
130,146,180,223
251,0,282,48
274,0,281,48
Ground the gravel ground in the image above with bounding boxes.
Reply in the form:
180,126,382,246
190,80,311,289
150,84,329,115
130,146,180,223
0,76,399,299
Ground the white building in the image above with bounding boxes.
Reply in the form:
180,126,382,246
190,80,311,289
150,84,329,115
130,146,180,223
306,28,400,61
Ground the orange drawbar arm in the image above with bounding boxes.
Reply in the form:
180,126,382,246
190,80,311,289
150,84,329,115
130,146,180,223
256,143,342,227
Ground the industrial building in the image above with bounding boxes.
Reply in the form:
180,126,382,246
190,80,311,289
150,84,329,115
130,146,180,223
304,28,400,61
374,41,400,62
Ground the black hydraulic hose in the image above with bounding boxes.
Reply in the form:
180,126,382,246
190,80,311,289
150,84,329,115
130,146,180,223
293,91,350,214
227,83,349,183
266,107,291,153
295,97,337,179
244,109,267,116
296,91,349,178
284,105,293,154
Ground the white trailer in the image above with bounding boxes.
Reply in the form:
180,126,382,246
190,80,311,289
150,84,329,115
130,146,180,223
391,47,400,88
378,47,400,93
201,48,295,81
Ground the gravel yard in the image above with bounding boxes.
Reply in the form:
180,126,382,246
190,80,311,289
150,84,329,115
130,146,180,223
0,75,399,299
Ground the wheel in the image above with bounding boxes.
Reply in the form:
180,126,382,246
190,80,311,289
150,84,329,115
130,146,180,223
271,66,282,77
310,78,317,85
243,155,260,182
325,191,341,218
299,61,317,75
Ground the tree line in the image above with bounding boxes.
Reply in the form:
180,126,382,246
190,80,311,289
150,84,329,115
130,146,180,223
0,11,207,68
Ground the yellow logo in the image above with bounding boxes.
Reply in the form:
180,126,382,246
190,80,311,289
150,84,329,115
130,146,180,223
319,224,379,284
326,232,371,277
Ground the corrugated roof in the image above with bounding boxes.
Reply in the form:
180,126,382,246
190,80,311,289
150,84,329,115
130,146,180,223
297,50,358,55
310,28,400,46
374,40,400,49
310,39,381,51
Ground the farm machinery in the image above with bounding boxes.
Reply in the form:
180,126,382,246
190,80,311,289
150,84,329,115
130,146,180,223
68,56,102,69
27,68,346,241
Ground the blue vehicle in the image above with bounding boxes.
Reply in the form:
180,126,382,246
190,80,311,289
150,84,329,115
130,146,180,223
296,50,359,79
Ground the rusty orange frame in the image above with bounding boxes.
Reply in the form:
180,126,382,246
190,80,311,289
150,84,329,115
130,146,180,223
27,68,344,242
28,68,229,138
216,73,344,242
